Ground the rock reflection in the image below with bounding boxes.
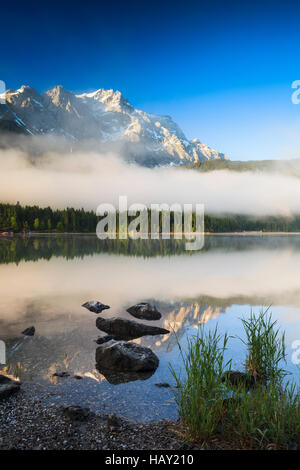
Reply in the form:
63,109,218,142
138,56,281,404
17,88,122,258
95,365,156,385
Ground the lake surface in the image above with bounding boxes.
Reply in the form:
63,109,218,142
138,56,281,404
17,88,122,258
0,234,299,421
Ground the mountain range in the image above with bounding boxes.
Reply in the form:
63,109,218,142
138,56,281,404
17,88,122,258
0,85,227,167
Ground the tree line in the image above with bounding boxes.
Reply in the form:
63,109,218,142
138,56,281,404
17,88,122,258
0,202,98,232
1,202,300,234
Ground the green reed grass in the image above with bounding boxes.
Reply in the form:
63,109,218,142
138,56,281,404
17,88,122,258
224,381,300,449
240,308,286,383
169,326,232,440
169,309,300,449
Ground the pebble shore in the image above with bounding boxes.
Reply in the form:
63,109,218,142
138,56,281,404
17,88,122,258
0,383,194,450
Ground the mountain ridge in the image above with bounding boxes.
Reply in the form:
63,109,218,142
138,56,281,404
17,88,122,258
0,84,228,167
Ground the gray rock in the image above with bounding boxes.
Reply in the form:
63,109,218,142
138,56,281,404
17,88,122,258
106,413,122,431
62,405,90,422
96,316,170,340
127,302,162,321
0,375,21,400
22,326,35,336
82,301,110,314
95,340,159,372
221,370,257,390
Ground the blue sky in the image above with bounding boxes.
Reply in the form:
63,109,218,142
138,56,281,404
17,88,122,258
1,0,300,161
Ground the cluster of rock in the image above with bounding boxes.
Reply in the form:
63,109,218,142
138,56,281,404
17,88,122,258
0,302,169,400
82,300,170,383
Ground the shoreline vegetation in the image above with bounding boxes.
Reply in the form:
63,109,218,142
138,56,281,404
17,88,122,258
170,310,300,450
2,202,300,235
13,231,300,236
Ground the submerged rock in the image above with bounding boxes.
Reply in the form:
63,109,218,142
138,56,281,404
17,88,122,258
62,405,90,422
82,301,110,314
106,413,122,431
126,302,162,321
221,370,257,390
95,340,159,372
0,375,21,400
96,316,170,340
22,326,35,336
154,382,171,388
53,371,70,378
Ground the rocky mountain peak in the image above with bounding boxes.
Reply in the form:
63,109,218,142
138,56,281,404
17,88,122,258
44,85,75,107
0,84,228,166
78,88,134,113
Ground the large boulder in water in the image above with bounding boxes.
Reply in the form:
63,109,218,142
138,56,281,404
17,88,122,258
82,301,110,314
95,340,159,372
126,302,162,320
96,316,170,340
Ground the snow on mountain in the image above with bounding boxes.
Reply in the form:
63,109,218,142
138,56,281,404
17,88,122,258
0,85,228,166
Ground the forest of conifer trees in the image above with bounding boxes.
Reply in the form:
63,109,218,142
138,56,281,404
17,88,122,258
1,202,300,234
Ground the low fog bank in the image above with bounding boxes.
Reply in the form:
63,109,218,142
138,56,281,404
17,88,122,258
1,143,300,216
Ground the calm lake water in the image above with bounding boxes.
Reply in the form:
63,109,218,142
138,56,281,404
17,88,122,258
0,234,299,421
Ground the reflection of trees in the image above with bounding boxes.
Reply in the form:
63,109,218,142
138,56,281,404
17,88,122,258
2,234,300,265
204,235,300,252
0,235,195,264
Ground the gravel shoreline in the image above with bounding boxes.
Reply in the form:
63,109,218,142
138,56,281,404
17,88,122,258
0,383,195,450
2,382,290,450
8,379,298,451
